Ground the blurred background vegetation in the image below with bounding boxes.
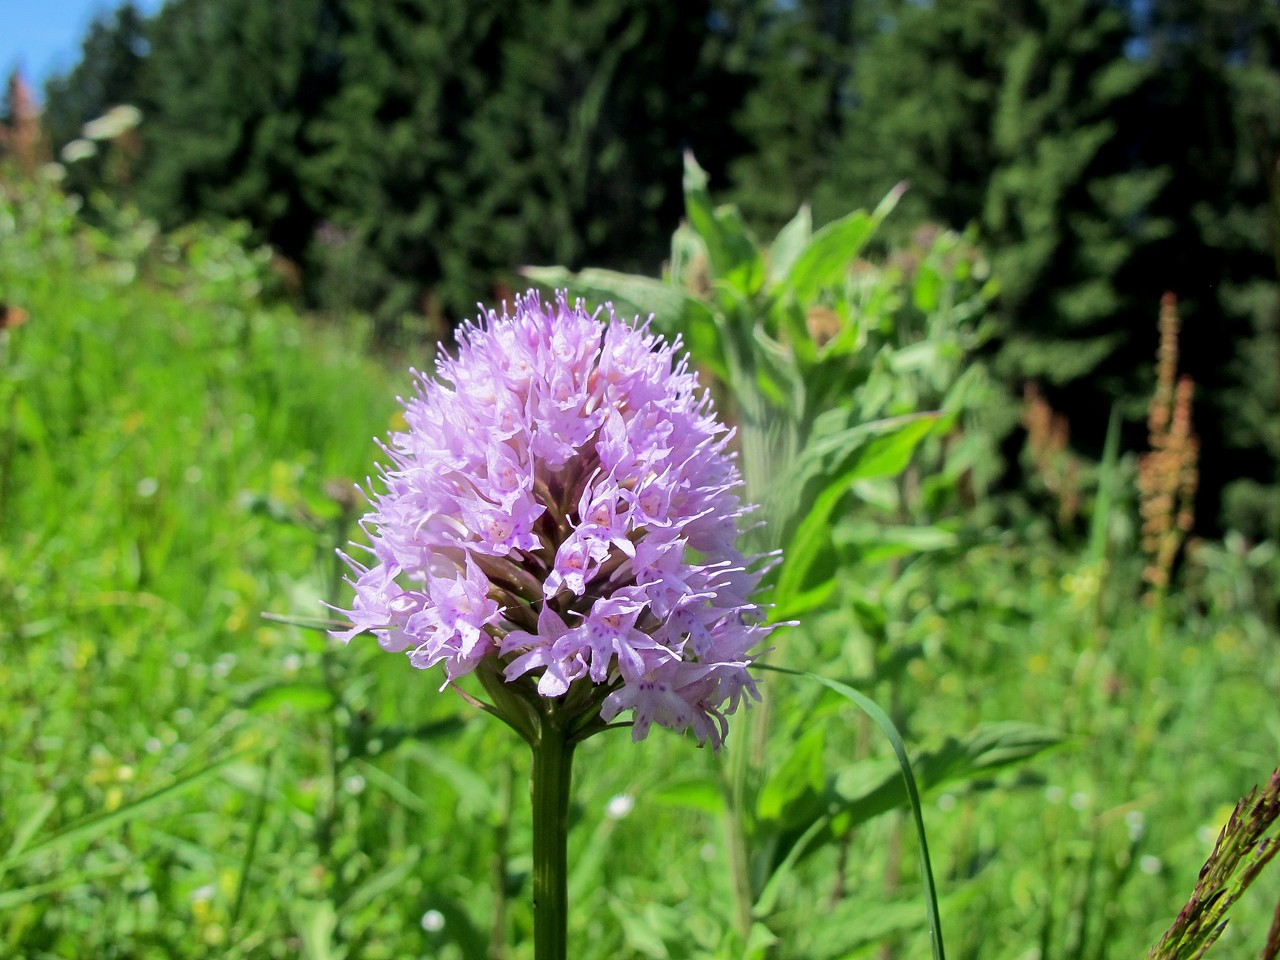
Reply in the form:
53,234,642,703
10,0,1280,538
2,1,1279,958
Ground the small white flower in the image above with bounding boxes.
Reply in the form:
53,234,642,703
82,104,142,140
61,139,97,163
420,909,445,933
605,793,635,820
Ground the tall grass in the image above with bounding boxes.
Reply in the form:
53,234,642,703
1,173,1277,959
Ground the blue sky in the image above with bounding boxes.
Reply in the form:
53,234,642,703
1,0,163,93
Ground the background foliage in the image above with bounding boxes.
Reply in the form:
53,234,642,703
2,156,1277,959
27,0,1280,538
4,0,1280,956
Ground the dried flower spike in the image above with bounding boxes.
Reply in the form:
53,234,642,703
1138,292,1198,596
333,290,775,750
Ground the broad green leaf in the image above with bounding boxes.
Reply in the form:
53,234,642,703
833,521,959,565
798,885,983,960
748,325,799,409
767,204,813,286
651,777,726,815
294,899,342,960
784,183,905,302
1088,403,1122,569
827,722,1064,837
400,741,498,816
614,900,691,958
243,682,335,714
757,726,826,823
785,411,942,495
344,846,423,915
682,152,763,294
913,259,945,312
352,758,429,813
771,473,847,611
772,414,942,607
0,860,128,911
773,300,818,366
4,795,56,862
521,265,689,326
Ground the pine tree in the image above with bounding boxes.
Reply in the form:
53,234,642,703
1139,0,1280,535
721,0,875,232
824,0,1164,400
132,0,343,258
306,0,752,327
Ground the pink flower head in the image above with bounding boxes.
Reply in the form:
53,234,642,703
332,290,776,750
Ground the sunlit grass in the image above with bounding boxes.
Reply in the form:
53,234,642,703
1,175,1276,959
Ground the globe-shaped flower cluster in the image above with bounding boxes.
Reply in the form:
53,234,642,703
333,291,774,749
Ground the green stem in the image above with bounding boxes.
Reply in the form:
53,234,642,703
531,708,575,960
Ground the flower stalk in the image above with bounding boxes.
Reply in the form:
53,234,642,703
531,707,575,960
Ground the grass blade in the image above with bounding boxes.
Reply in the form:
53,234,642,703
0,747,254,876
759,664,946,960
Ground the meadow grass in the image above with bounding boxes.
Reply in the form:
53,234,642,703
1,176,1277,959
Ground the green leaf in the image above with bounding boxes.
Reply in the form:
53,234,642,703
243,682,335,714
3,795,56,862
768,204,812,286
786,411,942,495
651,777,726,816
520,266,685,324
1088,403,1122,569
756,664,947,960
832,522,959,565
682,152,763,294
913,269,944,313
771,414,943,609
344,846,423,915
294,899,342,960
835,722,1063,823
0,747,255,876
757,726,826,823
400,741,498,816
783,183,904,302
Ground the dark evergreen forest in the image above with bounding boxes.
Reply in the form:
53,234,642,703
25,0,1280,538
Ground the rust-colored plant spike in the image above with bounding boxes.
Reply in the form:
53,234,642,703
1137,293,1199,596
0,70,47,175
1022,382,1081,525
1146,767,1280,960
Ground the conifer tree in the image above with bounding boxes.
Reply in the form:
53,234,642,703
134,0,342,259
822,0,1164,406
1139,0,1280,535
